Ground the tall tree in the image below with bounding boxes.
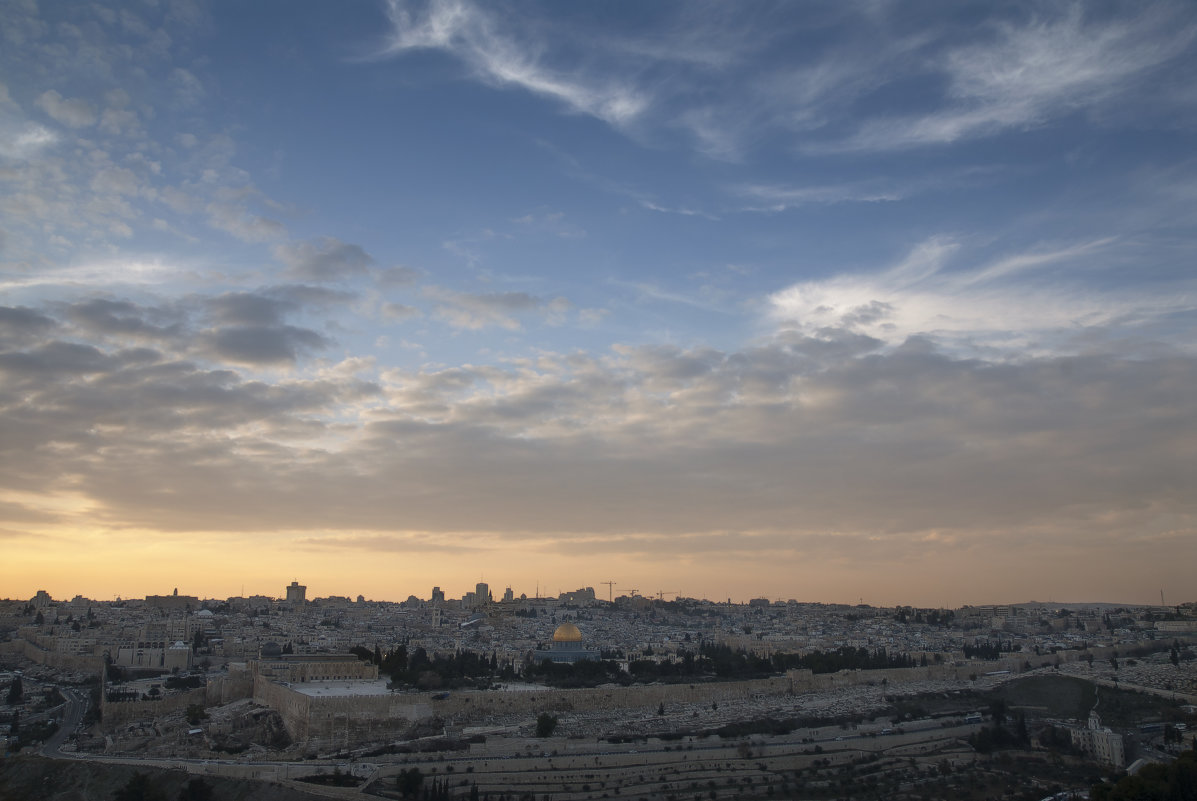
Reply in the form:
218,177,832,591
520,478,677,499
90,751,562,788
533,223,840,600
177,777,213,801
113,772,166,801
536,713,558,738
396,767,424,799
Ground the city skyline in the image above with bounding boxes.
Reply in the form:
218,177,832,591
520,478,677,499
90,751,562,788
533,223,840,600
2,1,1196,608
7,579,1194,613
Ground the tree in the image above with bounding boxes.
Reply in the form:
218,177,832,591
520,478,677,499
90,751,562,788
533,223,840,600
416,670,442,690
113,772,166,801
1091,747,1197,800
536,713,558,738
177,777,213,801
6,676,22,705
396,767,424,798
381,644,407,676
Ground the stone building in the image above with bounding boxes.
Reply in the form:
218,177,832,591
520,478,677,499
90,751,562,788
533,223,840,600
285,581,307,606
252,653,378,683
1071,709,1126,768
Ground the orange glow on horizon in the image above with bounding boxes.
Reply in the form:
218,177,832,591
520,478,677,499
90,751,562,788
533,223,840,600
3,523,1193,609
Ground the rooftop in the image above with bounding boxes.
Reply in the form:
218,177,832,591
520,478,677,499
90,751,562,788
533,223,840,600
289,679,392,697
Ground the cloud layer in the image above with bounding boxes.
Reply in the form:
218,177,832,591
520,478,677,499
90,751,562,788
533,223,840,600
766,235,1194,356
380,1,1197,157
3,297,1193,561
1,1,1195,604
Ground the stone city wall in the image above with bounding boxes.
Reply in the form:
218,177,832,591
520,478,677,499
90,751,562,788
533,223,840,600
209,665,254,705
787,656,1030,692
266,674,795,749
429,675,794,722
102,686,207,728
0,637,102,672
100,671,254,729
265,657,1045,748
253,676,313,741
253,675,434,750
95,648,1162,747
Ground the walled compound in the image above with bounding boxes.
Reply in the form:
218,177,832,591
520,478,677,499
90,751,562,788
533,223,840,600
236,654,1031,750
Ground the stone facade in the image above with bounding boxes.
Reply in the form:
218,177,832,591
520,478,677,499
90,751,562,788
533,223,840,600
251,654,379,683
100,669,254,728
1070,711,1126,768
0,637,102,672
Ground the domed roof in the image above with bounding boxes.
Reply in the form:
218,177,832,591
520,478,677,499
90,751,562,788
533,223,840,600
552,622,583,642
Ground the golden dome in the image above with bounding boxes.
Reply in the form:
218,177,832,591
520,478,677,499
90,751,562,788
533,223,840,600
551,622,583,642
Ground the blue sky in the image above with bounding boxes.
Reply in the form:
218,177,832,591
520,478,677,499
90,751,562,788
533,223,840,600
1,0,1195,605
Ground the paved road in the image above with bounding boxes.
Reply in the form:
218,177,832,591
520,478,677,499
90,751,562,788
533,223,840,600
41,687,87,758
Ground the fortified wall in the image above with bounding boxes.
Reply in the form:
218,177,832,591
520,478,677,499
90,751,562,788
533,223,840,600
258,658,1036,750
787,655,1029,691
0,637,102,672
257,675,792,752
103,685,207,728
252,675,433,750
90,649,1110,747
427,674,793,722
101,666,254,728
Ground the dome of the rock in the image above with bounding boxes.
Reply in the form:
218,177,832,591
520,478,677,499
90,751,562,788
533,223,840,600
551,622,583,642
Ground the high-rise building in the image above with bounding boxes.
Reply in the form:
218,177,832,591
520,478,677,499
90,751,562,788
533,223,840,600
502,586,514,603
475,582,491,606
431,586,445,604
285,580,307,605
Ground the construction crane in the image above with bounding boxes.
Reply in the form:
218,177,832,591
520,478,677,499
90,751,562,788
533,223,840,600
655,590,678,601
628,589,640,598
600,581,616,603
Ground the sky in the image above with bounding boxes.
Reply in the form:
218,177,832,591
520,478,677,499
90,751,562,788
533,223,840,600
1,0,1195,608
